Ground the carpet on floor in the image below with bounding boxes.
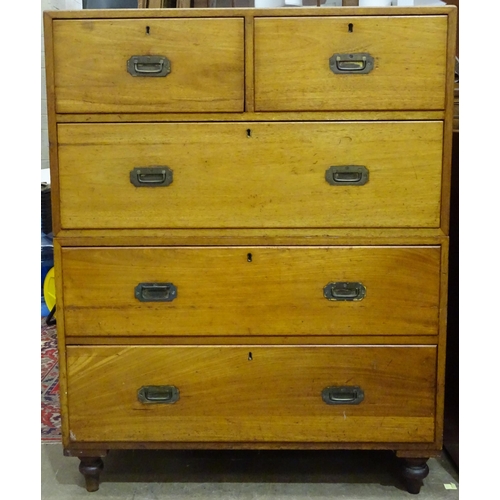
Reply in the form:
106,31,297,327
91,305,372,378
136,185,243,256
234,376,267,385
41,318,61,442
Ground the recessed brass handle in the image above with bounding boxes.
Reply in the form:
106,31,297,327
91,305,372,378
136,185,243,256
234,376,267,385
329,53,374,74
135,283,177,302
325,166,369,186
130,167,173,187
138,385,179,404
322,386,364,405
127,55,171,77
324,282,366,301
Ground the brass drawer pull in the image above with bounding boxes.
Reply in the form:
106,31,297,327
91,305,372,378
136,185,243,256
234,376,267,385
324,282,366,301
127,55,171,77
325,166,369,186
322,386,364,405
329,53,374,74
130,167,173,187
135,283,177,302
138,385,180,404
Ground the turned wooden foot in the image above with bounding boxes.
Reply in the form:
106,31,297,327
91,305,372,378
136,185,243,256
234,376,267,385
78,457,104,492
401,457,429,494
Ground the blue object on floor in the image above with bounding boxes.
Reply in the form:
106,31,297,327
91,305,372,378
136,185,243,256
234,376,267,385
42,297,50,317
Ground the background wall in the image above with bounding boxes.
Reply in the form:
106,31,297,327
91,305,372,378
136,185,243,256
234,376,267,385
42,1,83,173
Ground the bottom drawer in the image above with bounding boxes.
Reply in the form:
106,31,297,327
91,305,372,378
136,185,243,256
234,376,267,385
67,346,436,444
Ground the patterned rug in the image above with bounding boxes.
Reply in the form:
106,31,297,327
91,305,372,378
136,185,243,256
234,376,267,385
41,318,61,442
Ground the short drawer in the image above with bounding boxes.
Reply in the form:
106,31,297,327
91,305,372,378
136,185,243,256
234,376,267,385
66,345,436,443
61,246,441,337
52,18,244,113
57,121,443,229
255,16,448,111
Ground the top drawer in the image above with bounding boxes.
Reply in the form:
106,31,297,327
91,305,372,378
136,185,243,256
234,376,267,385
255,16,448,111
52,18,244,113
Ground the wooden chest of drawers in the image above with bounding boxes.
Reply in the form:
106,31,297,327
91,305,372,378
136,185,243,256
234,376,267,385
44,5,456,494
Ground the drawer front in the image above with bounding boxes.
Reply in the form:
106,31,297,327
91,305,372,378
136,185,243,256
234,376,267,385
66,345,436,443
52,19,244,113
255,16,448,111
62,246,441,337
58,121,443,229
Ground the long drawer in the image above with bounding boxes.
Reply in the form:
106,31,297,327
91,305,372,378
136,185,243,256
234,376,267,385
66,345,437,443
61,246,441,337
57,121,443,229
255,16,448,111
52,18,244,113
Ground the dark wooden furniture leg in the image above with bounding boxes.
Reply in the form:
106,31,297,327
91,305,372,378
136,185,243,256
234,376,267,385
78,457,104,492
401,457,430,494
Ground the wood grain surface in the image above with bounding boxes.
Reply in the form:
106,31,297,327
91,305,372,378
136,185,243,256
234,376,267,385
66,345,436,443
52,18,244,113
57,121,443,229
61,246,441,337
53,228,448,247
255,16,448,111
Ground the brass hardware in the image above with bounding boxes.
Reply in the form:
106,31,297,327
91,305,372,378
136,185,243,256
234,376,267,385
137,385,179,404
135,283,177,302
324,282,366,301
130,167,173,187
322,386,364,405
325,166,369,186
127,55,171,77
329,53,374,74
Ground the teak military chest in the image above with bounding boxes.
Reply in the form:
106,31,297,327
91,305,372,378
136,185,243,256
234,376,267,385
43,5,457,494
